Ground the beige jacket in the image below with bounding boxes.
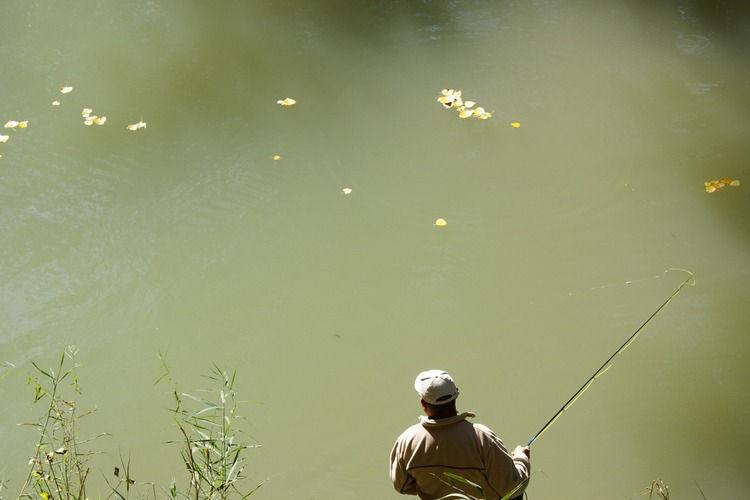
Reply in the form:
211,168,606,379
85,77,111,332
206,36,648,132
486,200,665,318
390,412,529,499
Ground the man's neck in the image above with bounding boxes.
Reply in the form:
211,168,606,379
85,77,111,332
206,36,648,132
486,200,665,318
426,410,458,420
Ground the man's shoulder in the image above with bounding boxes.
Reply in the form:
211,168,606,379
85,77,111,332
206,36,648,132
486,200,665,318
471,422,501,441
396,422,426,443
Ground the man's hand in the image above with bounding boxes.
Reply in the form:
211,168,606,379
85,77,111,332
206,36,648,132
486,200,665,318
513,445,530,458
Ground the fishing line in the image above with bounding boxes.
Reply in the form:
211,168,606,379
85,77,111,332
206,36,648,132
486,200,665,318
527,268,695,447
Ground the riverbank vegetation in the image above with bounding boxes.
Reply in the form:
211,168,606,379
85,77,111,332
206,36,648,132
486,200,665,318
6,347,262,500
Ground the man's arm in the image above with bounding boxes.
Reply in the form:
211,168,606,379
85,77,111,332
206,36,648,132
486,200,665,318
478,427,530,498
389,437,417,495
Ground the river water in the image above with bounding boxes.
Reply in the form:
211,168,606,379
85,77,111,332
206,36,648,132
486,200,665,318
1,1,749,498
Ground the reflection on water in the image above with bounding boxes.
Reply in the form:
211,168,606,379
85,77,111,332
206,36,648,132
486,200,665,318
1,1,749,499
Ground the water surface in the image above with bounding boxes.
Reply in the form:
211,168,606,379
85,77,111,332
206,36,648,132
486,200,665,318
1,1,749,498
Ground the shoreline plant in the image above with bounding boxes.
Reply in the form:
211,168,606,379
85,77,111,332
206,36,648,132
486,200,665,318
7,348,262,500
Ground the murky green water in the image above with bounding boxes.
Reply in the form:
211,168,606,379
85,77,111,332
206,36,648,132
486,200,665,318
2,1,749,498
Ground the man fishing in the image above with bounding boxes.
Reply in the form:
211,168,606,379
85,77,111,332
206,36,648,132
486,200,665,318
390,370,530,500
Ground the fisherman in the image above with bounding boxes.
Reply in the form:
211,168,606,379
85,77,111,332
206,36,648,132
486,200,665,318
390,370,530,500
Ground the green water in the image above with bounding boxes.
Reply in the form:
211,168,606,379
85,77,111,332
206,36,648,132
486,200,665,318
1,1,749,498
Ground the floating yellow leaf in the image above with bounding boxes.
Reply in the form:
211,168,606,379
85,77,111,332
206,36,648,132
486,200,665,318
342,187,352,195
60,86,73,94
18,121,28,129
437,88,462,108
434,218,448,227
0,135,9,143
272,154,281,160
705,177,740,193
438,89,493,121
52,100,61,106
511,122,521,128
276,97,296,106
458,107,474,119
40,491,50,500
93,116,107,125
82,108,92,117
126,120,147,131
84,117,95,126
4,120,19,129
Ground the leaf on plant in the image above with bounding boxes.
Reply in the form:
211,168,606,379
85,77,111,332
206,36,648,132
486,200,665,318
443,472,484,495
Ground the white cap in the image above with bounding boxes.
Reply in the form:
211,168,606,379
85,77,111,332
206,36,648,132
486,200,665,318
414,370,459,405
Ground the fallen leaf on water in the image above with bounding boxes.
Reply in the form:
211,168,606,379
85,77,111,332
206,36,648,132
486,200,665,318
705,177,740,193
126,120,147,131
60,86,73,94
18,121,28,129
276,97,296,106
93,116,107,125
434,218,448,227
272,154,281,160
4,120,19,129
511,122,521,128
84,117,95,126
82,108,93,117
52,100,61,106
0,135,9,143
437,88,463,109
458,107,474,119
342,187,352,195
437,89,494,121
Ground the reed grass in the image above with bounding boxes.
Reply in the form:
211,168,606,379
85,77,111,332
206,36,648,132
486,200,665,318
9,349,262,500
16,347,100,500
163,362,264,499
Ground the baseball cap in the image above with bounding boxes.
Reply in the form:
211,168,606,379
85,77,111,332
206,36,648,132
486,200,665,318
414,369,459,405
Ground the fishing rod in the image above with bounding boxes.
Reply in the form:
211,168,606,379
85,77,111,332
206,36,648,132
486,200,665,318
526,268,695,447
